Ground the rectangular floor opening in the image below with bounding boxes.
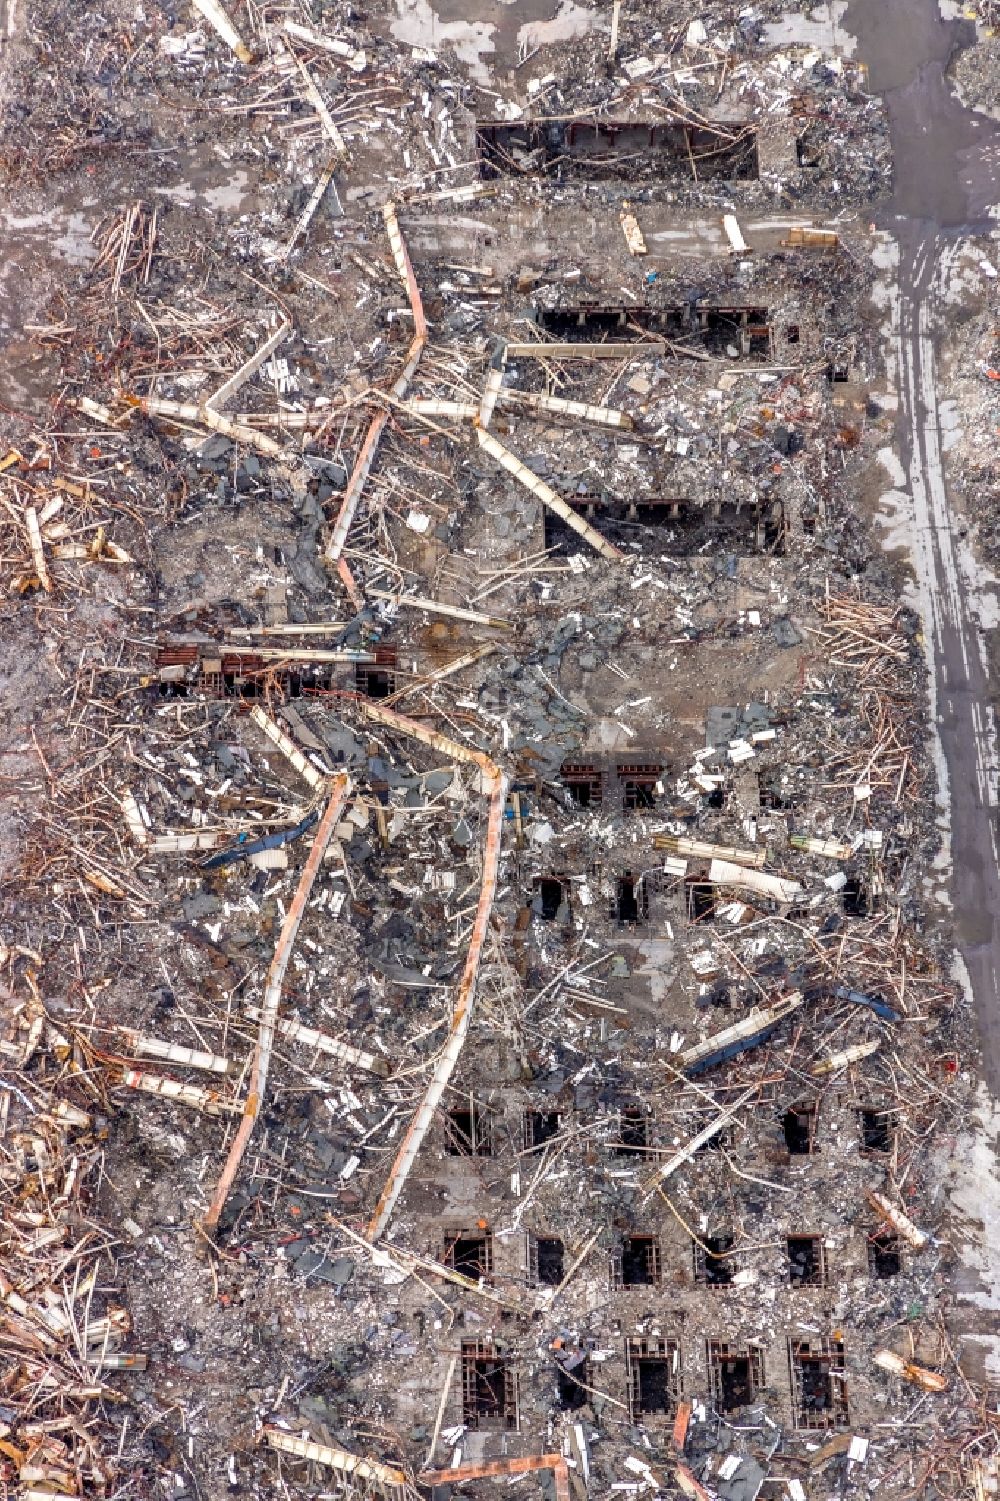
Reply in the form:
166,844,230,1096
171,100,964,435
707,1340,765,1413
789,1338,848,1429
787,1234,826,1288
617,873,648,923
543,497,785,557
616,1234,662,1288
477,119,758,181
560,761,603,807
531,1235,565,1287
868,1231,902,1279
461,1340,518,1430
534,877,567,921
556,1355,591,1409
444,1232,493,1280
445,1102,493,1156
535,302,771,357
694,1234,735,1287
782,1102,817,1154
860,1107,895,1154
687,877,718,923
614,1105,652,1155
524,1109,562,1149
625,1337,681,1419
355,645,398,699
619,762,662,812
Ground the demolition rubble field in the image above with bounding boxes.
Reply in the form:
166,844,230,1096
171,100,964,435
1,2,998,1501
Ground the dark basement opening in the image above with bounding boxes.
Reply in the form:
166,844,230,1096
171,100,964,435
535,877,565,920
461,1341,518,1430
696,1122,734,1153
445,1233,493,1280
535,302,771,358
617,873,647,923
789,1339,847,1429
525,1109,561,1150
842,877,870,917
758,773,795,810
619,762,661,812
687,877,718,923
534,1236,565,1286
782,1102,817,1154
615,1105,651,1155
787,1234,825,1288
860,1107,895,1154
868,1231,902,1279
636,1360,669,1415
618,1234,662,1287
560,761,603,807
556,1358,590,1409
543,497,785,557
626,1338,679,1419
445,1103,492,1156
476,119,759,181
708,1341,764,1413
694,1234,735,1287
796,1358,832,1415
354,646,398,699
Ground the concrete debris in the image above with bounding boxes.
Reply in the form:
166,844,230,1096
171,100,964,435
264,1428,408,1491
476,422,625,561
0,1,994,1499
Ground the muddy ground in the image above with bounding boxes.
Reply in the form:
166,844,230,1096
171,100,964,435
3,1,1000,1499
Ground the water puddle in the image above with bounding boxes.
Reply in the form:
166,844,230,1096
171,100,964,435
844,0,999,229
0,199,99,414
153,164,256,215
390,0,498,79
517,0,601,55
761,2,856,57
846,0,1000,1164
389,0,595,77
0,207,96,276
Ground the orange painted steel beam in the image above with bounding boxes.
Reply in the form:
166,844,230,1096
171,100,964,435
673,1398,692,1453
364,706,505,1240
203,773,352,1230
338,555,365,612
676,1463,714,1500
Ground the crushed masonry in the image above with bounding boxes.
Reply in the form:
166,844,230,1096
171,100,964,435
1,1,999,1500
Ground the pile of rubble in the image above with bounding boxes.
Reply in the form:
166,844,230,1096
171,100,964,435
1,0,998,1499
